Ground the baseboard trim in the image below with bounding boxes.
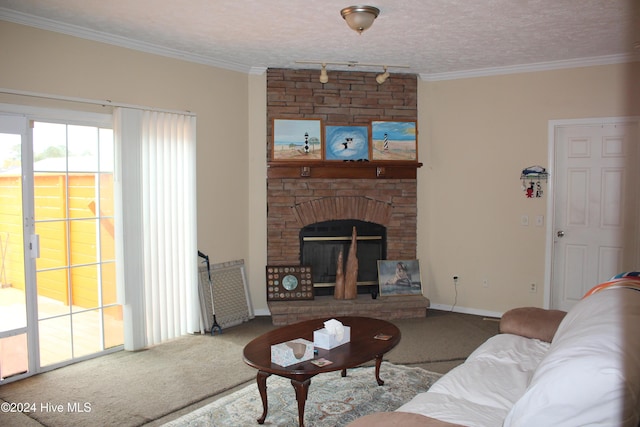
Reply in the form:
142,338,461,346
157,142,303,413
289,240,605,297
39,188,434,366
254,308,271,317
429,304,502,319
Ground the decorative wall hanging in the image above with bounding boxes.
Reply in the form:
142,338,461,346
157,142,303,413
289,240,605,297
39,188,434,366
325,125,369,161
371,120,417,161
272,119,323,161
266,265,314,301
521,165,548,198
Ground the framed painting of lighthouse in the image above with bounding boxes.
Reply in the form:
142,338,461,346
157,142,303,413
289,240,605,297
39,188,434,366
272,119,323,161
371,120,417,161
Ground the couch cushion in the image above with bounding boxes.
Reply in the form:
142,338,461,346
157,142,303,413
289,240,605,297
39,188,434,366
504,287,640,427
397,333,550,427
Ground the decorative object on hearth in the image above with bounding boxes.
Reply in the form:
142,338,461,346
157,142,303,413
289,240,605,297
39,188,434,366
378,259,423,296
334,248,345,299
266,265,315,301
272,118,323,161
371,120,418,161
340,5,380,34
520,165,548,199
344,226,359,299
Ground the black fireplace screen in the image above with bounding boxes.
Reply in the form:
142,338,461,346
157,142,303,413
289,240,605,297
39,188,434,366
300,220,386,290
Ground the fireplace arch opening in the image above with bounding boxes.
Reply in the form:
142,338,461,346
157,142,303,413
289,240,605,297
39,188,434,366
300,219,386,296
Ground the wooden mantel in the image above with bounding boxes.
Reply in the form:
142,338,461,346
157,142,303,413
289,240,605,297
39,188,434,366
267,161,423,179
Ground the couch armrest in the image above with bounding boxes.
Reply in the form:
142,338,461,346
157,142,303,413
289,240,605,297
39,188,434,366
500,307,567,343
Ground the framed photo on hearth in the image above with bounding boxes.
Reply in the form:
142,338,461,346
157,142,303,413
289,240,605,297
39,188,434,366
272,119,323,161
377,260,422,296
266,265,315,301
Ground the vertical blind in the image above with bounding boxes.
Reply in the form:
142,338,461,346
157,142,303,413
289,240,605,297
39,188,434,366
115,108,199,350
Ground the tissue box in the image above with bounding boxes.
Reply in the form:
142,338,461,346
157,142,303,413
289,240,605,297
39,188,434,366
314,326,351,350
271,338,314,367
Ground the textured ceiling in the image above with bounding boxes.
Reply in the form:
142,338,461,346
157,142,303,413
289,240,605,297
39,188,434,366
1,0,638,79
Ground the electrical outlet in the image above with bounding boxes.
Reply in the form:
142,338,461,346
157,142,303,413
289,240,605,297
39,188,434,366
529,283,537,293
453,275,459,285
482,279,488,288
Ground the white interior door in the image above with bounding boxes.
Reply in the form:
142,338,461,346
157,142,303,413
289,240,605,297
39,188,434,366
551,118,639,311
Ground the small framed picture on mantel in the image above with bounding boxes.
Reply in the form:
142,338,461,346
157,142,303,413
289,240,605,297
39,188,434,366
272,119,323,161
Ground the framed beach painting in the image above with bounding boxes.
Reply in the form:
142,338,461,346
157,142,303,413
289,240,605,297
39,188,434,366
272,119,323,161
377,260,422,296
325,125,369,161
371,121,417,161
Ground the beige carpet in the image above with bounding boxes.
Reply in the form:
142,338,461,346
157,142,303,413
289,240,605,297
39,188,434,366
0,310,499,426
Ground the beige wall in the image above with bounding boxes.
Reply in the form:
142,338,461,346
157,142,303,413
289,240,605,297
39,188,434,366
417,62,640,315
3,20,638,317
0,21,251,293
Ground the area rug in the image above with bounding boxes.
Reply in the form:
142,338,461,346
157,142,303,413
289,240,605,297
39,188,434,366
164,362,441,427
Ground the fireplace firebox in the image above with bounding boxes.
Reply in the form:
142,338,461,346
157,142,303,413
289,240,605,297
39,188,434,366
300,220,386,296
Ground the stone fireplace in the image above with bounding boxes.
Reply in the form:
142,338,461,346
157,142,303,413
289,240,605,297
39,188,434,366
265,68,428,324
266,179,418,289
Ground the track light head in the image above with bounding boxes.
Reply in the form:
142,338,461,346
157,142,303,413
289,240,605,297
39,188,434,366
319,64,328,84
376,67,389,84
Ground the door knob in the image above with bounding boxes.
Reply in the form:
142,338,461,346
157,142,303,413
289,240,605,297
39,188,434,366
557,230,565,238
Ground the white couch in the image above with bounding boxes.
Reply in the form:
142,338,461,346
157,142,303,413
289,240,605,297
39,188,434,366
349,280,640,427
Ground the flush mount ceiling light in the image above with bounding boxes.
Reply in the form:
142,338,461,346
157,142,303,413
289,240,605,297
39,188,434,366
340,5,380,34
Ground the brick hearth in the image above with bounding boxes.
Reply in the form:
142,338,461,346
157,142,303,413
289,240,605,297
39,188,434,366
268,294,430,326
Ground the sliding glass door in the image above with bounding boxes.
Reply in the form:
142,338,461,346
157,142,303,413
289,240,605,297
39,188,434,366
33,120,122,367
0,110,123,383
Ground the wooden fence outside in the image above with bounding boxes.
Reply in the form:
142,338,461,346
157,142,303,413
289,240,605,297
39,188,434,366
0,173,116,308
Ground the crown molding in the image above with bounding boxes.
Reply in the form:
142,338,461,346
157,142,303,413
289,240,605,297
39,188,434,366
3,7,637,81
419,53,640,81
249,67,268,76
0,8,252,73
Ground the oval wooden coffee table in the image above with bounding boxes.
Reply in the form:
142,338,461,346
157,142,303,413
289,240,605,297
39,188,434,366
243,316,401,427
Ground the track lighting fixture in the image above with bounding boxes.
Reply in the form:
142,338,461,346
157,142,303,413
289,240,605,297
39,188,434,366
376,67,389,84
296,61,409,85
319,64,328,83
